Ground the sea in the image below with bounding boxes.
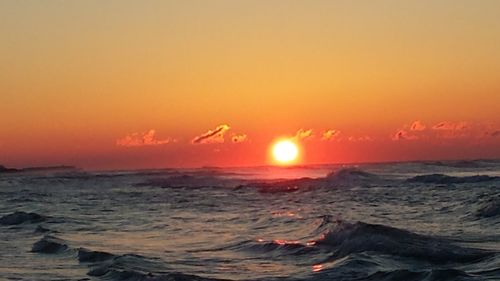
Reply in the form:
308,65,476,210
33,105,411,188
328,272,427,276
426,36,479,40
0,160,499,281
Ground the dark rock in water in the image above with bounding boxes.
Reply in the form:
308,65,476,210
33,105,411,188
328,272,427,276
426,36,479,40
31,235,68,254
78,248,116,262
0,211,46,225
407,174,498,184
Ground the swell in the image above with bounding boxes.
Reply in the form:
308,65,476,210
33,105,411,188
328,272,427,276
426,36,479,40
230,217,495,266
80,248,230,281
0,211,46,225
0,211,228,280
476,195,500,218
422,159,500,169
250,168,382,193
135,174,245,189
363,268,474,281
407,174,499,184
225,238,320,258
315,220,494,264
25,231,227,281
31,235,69,254
134,168,384,192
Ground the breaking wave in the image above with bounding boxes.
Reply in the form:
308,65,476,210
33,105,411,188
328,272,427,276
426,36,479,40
227,218,495,267
315,221,493,263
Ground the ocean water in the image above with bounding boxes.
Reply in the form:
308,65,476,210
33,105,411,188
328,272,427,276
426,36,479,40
0,160,499,281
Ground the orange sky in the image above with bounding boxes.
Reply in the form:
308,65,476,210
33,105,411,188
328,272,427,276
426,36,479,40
1,1,499,169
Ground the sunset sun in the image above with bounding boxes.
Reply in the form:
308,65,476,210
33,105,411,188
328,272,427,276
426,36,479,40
272,140,299,164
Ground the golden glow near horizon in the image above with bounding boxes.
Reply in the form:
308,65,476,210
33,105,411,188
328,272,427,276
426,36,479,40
0,1,499,169
272,140,299,165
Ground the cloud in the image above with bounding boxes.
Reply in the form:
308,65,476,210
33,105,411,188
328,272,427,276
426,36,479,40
321,129,341,141
483,130,500,137
348,135,373,142
390,120,498,141
432,121,468,131
410,121,426,131
231,134,248,143
392,130,418,141
293,129,313,141
391,120,427,141
117,130,174,147
192,124,231,144
431,121,471,139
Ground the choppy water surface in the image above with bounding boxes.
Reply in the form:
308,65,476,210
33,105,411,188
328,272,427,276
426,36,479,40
0,160,499,281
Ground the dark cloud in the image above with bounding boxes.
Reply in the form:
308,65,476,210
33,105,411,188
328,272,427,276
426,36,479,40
231,134,248,143
192,124,230,144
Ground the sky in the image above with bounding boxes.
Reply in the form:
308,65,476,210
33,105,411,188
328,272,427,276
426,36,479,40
1,0,500,170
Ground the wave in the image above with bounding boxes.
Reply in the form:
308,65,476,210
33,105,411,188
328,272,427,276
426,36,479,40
315,221,493,264
31,235,68,254
78,248,116,262
136,174,245,189
89,267,225,281
323,168,379,183
229,239,319,258
230,219,494,267
423,160,489,169
34,225,53,233
407,174,499,184
0,211,46,225
28,233,226,281
138,167,382,192
252,168,381,193
84,251,227,281
476,198,500,218
364,268,473,281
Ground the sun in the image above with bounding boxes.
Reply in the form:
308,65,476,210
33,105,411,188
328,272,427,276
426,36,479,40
271,139,299,164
